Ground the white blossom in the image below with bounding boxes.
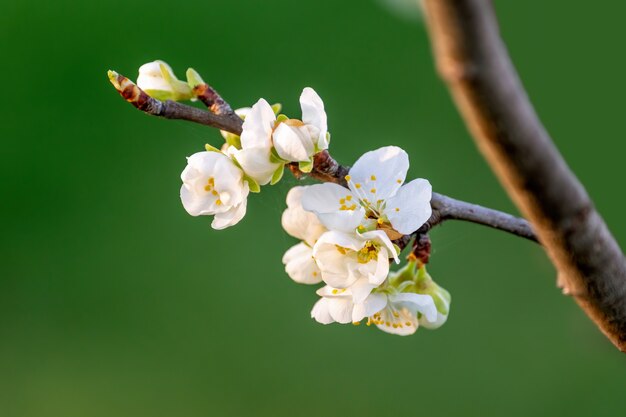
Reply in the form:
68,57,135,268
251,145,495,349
273,87,329,162
312,230,399,303
232,99,282,185
180,151,249,230
136,60,192,101
281,186,327,284
311,285,438,335
301,146,432,236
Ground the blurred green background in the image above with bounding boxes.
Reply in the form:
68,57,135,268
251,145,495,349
2,0,625,416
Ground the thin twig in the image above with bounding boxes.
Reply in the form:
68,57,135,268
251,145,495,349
107,70,537,243
108,71,244,134
423,0,626,351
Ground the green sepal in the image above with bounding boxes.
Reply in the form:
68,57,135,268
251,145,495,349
224,133,241,150
205,143,221,153
271,103,282,115
185,67,206,89
299,159,314,173
244,174,261,193
270,147,289,164
158,62,193,101
270,165,285,185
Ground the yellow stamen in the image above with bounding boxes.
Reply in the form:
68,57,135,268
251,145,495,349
370,175,377,181
370,188,376,194
395,207,400,212
377,218,384,225
215,199,222,206
352,321,361,326
212,190,218,196
339,198,345,204
204,185,211,191
396,179,401,184
355,183,361,189
346,195,352,201
405,322,412,326
393,312,400,318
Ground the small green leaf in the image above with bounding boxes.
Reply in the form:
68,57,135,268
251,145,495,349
205,143,221,153
244,175,261,193
271,103,282,115
276,114,289,123
299,159,313,173
270,165,285,185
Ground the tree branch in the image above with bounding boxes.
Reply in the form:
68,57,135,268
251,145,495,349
108,71,244,134
107,70,537,243
422,0,626,351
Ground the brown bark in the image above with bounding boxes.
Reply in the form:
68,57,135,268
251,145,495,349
423,0,626,351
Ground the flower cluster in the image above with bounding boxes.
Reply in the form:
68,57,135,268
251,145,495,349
282,147,450,335
128,60,329,229
130,59,451,335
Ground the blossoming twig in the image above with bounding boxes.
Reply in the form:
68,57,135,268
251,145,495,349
107,70,537,243
108,71,244,134
423,0,626,351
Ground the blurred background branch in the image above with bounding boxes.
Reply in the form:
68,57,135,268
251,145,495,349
422,0,626,351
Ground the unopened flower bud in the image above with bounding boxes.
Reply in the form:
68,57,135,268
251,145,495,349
136,60,193,101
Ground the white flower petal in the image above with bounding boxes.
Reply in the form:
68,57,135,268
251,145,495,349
375,308,419,336
311,298,334,324
316,211,365,234
327,297,354,324
352,292,387,323
282,243,322,285
240,98,275,149
419,312,448,329
273,123,314,162
349,278,377,305
390,293,437,323
316,285,352,298
370,247,391,285
281,186,327,245
232,147,281,185
300,87,328,149
385,178,432,235
301,183,363,233
211,199,247,230
348,146,409,201
314,231,364,253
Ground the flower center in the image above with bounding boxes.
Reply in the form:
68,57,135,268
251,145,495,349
356,241,379,264
203,177,222,205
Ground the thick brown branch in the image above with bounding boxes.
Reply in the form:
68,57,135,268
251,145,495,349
423,0,626,351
